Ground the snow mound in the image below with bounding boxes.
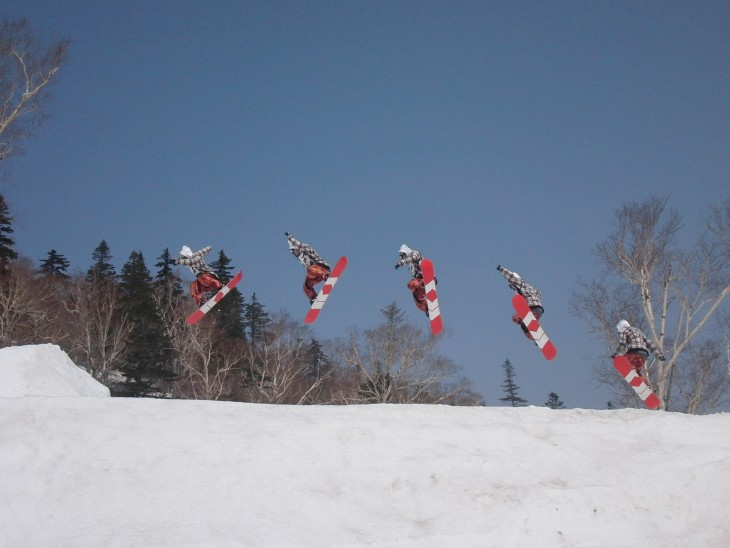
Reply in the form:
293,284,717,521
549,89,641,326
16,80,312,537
0,344,110,398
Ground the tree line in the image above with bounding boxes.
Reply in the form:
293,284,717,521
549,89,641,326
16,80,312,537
0,196,485,403
3,193,730,411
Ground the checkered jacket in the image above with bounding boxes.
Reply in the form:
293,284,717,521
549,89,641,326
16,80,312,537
174,246,214,276
615,326,664,359
500,267,542,308
395,249,423,278
287,234,330,269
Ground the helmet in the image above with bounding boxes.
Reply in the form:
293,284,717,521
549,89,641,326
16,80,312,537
180,246,193,258
399,244,412,256
616,319,630,332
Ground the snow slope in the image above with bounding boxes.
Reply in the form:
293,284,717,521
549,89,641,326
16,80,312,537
0,344,110,398
0,344,728,547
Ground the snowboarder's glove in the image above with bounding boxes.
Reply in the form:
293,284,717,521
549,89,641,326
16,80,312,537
497,265,502,271
285,231,290,237
394,264,400,270
610,353,617,359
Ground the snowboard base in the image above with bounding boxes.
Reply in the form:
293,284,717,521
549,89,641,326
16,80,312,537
511,294,556,360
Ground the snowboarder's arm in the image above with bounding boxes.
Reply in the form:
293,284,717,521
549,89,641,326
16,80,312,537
395,255,410,269
286,234,308,256
644,336,665,360
193,246,212,259
395,251,422,269
499,267,527,292
613,332,629,356
286,233,301,246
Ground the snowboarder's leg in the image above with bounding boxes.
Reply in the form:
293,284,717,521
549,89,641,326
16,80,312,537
407,278,427,314
192,274,223,306
198,272,223,292
304,264,330,302
512,312,533,339
625,352,650,386
191,280,204,307
625,353,645,374
531,306,544,320
512,306,544,340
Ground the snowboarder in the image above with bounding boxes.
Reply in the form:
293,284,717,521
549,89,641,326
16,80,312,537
171,245,223,307
285,232,331,304
395,244,428,315
498,265,544,339
611,320,665,388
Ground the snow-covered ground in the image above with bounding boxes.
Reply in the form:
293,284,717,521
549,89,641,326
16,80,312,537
0,344,728,547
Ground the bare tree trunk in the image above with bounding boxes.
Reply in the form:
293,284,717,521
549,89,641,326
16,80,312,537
63,277,131,385
334,303,461,404
155,285,241,400
0,18,70,163
0,260,59,346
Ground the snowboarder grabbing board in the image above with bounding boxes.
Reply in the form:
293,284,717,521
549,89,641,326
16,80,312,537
499,265,556,360
172,245,224,307
286,232,346,322
395,245,443,334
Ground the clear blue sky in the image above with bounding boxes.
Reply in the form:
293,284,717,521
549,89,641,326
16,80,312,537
3,1,729,408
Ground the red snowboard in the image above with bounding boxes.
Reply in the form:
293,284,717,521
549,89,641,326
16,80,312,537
613,355,661,410
511,294,557,360
304,256,347,324
421,258,442,335
186,271,243,325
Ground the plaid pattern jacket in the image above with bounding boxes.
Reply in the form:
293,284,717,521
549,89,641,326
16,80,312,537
395,250,423,278
287,235,330,269
615,326,664,359
499,267,542,308
174,246,214,276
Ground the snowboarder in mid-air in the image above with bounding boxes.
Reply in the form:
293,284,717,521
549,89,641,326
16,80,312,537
285,232,331,304
611,320,665,389
498,265,544,340
395,244,429,316
171,245,223,306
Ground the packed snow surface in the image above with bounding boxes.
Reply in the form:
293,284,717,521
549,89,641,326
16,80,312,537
0,344,728,547
0,344,110,398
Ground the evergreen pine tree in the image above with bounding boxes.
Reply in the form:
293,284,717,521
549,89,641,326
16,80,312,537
39,249,70,278
118,251,173,397
210,249,245,339
305,338,331,379
498,358,528,407
210,248,235,282
244,293,271,347
154,248,183,299
545,392,565,409
86,240,116,284
0,194,18,272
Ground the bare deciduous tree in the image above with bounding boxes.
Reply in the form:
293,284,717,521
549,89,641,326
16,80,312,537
155,284,241,400
0,259,55,346
573,196,730,412
0,18,70,163
63,276,131,385
335,302,463,404
241,311,336,404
